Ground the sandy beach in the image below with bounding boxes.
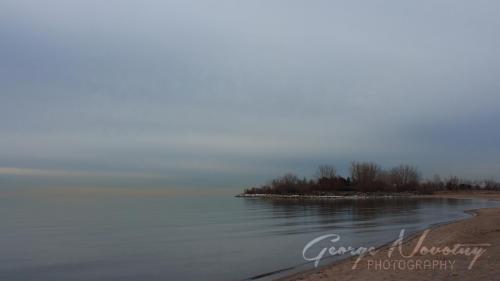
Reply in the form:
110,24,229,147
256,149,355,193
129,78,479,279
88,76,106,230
278,191,500,281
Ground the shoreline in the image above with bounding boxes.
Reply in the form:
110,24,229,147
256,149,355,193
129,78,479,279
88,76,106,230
274,191,500,281
237,190,500,200
236,192,428,200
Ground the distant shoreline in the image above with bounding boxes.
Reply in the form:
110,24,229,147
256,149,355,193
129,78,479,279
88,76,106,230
236,192,428,199
241,164,499,197
236,190,500,200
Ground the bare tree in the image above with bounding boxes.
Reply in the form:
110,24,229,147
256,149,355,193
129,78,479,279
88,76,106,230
389,164,421,191
270,173,302,194
316,165,337,179
445,176,460,190
350,161,381,191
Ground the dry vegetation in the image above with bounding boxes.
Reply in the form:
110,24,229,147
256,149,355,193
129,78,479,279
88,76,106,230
243,162,500,195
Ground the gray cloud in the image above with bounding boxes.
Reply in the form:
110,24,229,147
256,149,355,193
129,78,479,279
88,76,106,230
1,0,500,188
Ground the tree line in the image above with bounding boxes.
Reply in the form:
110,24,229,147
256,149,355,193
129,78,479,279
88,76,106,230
243,162,500,195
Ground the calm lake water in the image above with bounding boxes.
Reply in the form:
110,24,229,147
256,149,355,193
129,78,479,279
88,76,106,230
0,188,498,281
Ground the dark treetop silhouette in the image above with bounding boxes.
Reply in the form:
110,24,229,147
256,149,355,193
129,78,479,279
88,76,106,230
242,162,500,196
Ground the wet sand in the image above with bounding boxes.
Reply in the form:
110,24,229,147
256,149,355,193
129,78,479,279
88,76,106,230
278,191,500,281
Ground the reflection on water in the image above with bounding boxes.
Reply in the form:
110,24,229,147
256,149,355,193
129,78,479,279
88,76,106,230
242,198,462,236
0,190,497,281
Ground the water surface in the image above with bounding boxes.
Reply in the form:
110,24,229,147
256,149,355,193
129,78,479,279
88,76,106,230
0,188,497,281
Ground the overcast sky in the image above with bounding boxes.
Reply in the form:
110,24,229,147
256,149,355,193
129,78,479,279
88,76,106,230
1,0,500,188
